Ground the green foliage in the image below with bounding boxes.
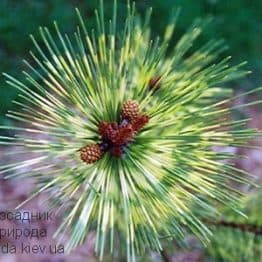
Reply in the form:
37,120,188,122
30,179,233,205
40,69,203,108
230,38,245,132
206,192,262,261
0,0,261,124
0,1,260,261
207,229,262,261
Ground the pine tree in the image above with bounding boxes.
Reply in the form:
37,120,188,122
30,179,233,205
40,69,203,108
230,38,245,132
0,0,261,261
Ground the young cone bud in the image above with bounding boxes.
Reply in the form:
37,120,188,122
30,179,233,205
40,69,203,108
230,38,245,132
80,144,103,164
131,114,150,132
98,121,118,140
121,100,139,121
149,76,161,91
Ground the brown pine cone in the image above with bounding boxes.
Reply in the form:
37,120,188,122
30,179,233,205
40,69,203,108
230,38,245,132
121,100,139,121
111,123,135,146
80,144,103,164
131,114,150,132
149,76,161,91
98,121,118,140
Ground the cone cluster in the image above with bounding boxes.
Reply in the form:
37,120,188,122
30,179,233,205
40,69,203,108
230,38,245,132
80,100,149,164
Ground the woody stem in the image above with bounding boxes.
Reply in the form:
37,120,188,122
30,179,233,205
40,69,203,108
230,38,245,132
203,219,262,235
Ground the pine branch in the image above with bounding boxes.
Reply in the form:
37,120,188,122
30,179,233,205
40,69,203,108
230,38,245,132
160,250,171,262
0,0,260,261
204,219,262,235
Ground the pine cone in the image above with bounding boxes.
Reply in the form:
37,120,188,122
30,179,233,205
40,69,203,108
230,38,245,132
131,114,150,132
98,121,118,140
121,100,139,121
80,144,103,164
149,76,161,91
111,123,134,146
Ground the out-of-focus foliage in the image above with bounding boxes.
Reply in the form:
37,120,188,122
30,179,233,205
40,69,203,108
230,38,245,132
0,0,261,123
207,228,262,262
206,191,262,262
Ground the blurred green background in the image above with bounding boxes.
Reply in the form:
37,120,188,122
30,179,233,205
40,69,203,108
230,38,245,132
0,0,261,125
